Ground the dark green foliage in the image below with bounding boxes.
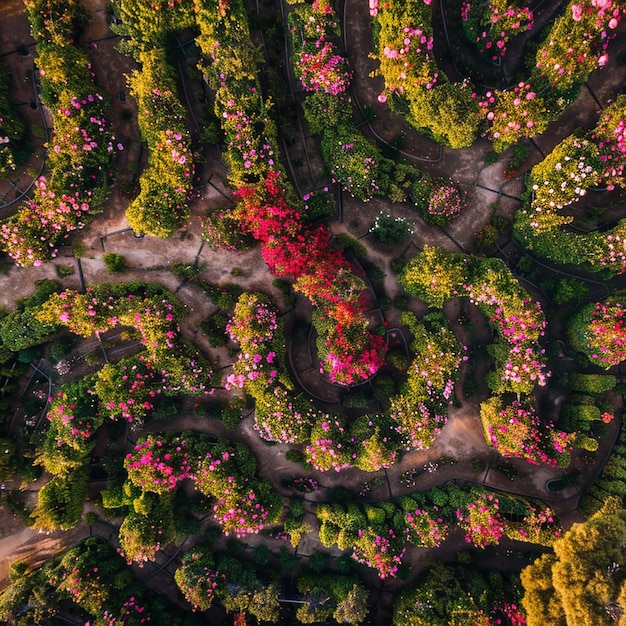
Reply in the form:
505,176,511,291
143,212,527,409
219,398,245,429
302,189,336,221
335,233,368,258
569,373,616,394
393,562,524,625
370,212,413,245
560,403,602,431
272,277,297,307
0,279,60,352
0,62,27,178
308,551,330,573
200,312,229,347
49,335,76,363
285,448,305,463
30,470,89,531
199,281,242,310
0,536,194,626
103,253,127,273
297,573,369,625
372,375,395,403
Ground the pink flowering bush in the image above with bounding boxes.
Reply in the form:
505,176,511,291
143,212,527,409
49,537,156,626
226,292,314,442
507,503,561,546
195,442,283,537
297,43,351,96
400,248,550,395
404,507,448,548
374,0,438,97
593,95,626,183
427,184,465,222
461,0,534,60
291,1,351,96
481,398,575,468
125,434,194,495
305,417,356,471
586,296,626,367
456,492,505,548
0,43,113,265
533,0,622,91
125,50,193,237
351,527,406,579
515,95,626,274
479,83,549,152
40,378,103,477
290,1,388,201
389,312,462,448
568,292,626,368
316,501,407,578
37,284,214,398
195,0,279,187
118,498,175,565
372,0,481,147
94,356,165,428
174,549,224,612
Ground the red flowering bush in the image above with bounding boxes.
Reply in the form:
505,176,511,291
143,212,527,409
233,173,386,385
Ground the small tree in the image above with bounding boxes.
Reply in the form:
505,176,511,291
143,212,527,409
370,212,413,245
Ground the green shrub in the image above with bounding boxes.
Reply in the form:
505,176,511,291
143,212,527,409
575,434,599,452
370,212,413,245
103,253,127,273
561,404,602,431
286,449,305,464
55,264,75,278
335,233,367,259
303,189,336,221
201,313,229,347
372,375,395,402
569,373,617,394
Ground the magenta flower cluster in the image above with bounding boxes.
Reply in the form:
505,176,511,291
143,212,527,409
456,493,505,548
125,437,193,493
